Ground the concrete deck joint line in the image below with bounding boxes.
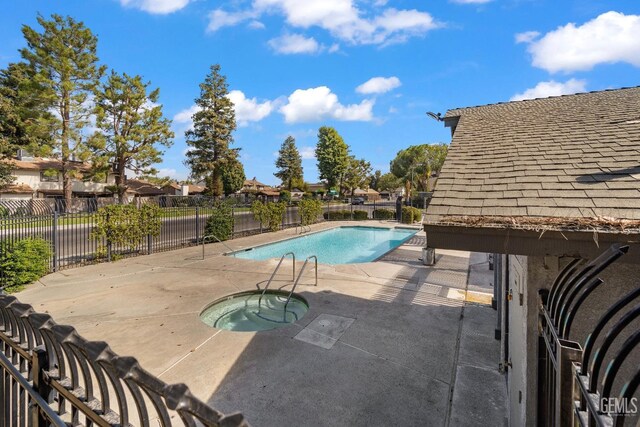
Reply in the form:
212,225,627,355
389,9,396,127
158,330,222,378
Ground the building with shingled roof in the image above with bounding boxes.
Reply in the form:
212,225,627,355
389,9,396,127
424,87,640,426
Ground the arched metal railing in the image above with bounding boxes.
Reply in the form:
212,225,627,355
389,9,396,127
538,243,639,426
0,295,249,427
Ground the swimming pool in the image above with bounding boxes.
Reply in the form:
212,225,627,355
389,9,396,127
233,226,417,264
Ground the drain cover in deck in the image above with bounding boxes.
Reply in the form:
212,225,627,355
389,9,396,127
294,314,355,349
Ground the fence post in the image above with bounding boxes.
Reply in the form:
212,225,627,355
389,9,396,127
147,234,152,255
52,211,58,272
195,206,200,243
106,211,112,263
350,200,353,220
32,346,50,427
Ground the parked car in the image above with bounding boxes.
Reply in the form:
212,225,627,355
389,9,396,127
351,197,365,205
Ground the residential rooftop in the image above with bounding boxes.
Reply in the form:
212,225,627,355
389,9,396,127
426,86,640,232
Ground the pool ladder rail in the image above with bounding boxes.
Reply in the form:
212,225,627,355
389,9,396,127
201,233,236,259
257,253,318,321
295,224,312,234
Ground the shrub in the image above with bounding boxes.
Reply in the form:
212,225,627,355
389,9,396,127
323,210,349,220
205,202,234,241
91,204,162,258
0,237,51,292
250,201,286,231
279,190,291,204
299,198,323,226
401,206,414,224
353,210,368,220
411,207,423,223
373,208,394,220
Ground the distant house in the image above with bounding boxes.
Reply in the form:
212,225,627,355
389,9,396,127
0,152,116,200
125,179,165,202
379,187,404,200
307,182,326,194
241,177,268,193
162,183,206,196
290,188,305,200
424,87,640,426
353,188,380,201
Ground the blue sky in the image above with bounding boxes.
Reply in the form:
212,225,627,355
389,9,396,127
2,0,639,185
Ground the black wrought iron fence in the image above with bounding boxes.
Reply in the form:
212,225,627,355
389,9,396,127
0,294,248,426
538,243,640,426
0,198,411,285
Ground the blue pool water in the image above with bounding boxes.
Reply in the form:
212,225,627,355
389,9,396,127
233,226,417,264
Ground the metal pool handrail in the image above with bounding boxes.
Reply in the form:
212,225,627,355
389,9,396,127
202,234,236,260
284,255,318,314
258,252,296,307
295,224,311,234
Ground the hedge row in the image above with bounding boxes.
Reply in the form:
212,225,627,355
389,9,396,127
401,206,423,224
0,237,51,293
323,210,369,220
372,208,394,220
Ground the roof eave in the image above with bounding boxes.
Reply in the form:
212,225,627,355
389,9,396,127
423,223,640,264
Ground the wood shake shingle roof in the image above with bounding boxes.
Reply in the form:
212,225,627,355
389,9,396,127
425,87,640,230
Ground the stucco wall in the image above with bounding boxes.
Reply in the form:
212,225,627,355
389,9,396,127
505,251,639,426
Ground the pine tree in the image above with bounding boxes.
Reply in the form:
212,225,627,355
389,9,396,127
184,64,238,197
315,126,349,191
221,157,246,196
21,14,105,208
274,136,303,190
90,71,174,203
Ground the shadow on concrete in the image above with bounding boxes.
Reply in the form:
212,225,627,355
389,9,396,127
203,284,502,426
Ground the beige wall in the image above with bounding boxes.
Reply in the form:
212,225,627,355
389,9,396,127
10,168,116,195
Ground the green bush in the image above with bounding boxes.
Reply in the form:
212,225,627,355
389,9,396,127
250,201,287,231
0,205,8,217
353,210,368,220
299,198,323,226
0,237,51,292
373,208,394,220
279,190,291,204
401,206,414,224
323,210,347,220
205,202,234,241
91,204,162,258
411,207,423,223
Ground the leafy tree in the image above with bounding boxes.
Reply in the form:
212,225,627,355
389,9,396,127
136,175,173,187
221,157,245,196
184,64,238,197
368,169,382,191
390,143,448,198
343,157,372,198
90,71,174,203
274,135,303,190
377,172,402,193
21,14,105,207
0,62,53,188
315,126,349,191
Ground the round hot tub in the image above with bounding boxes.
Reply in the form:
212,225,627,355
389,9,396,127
200,290,309,332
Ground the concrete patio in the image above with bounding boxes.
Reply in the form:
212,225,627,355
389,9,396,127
15,221,507,426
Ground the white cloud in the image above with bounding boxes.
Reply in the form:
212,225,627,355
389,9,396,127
299,146,316,160
156,168,188,180
208,0,441,46
522,11,640,73
173,105,200,131
356,76,401,94
226,90,273,125
268,34,321,54
510,79,587,101
174,91,273,129
279,86,374,123
248,20,266,29
515,31,540,44
119,0,190,14
450,0,492,4
207,9,258,32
